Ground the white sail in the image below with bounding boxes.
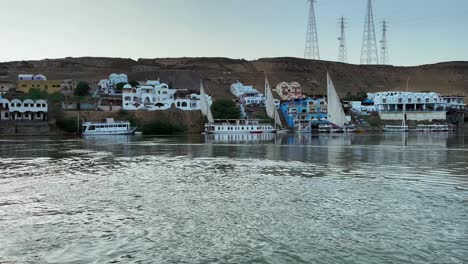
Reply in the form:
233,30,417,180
200,82,214,123
264,74,283,127
327,73,347,127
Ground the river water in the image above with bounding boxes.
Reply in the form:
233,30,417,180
0,132,467,264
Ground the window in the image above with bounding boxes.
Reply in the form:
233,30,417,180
408,98,412,103
181,102,187,107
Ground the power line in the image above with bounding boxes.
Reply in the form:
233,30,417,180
304,0,320,60
338,16,347,63
380,20,389,65
360,0,379,64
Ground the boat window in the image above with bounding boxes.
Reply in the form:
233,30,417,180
89,126,95,130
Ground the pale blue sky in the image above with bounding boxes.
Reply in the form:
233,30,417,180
1,0,467,65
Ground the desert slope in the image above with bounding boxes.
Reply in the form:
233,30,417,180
0,57,466,98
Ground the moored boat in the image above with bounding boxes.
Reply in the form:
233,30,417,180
414,124,451,132
383,125,409,132
205,119,276,134
200,82,277,135
82,118,136,136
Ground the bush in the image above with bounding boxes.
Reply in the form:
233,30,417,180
129,80,139,87
56,117,79,133
74,82,90,96
212,99,240,119
21,88,48,100
141,120,186,135
115,82,127,92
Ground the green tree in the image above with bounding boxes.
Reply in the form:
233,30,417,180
129,80,139,87
212,99,240,119
115,82,128,92
24,88,48,100
74,81,90,96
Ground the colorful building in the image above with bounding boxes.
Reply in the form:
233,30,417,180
279,98,328,128
275,82,304,100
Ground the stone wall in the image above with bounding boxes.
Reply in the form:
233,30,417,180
63,109,205,133
0,121,49,135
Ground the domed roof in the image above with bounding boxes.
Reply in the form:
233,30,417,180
123,84,132,89
33,74,47,80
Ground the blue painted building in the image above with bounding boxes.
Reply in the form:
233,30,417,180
279,98,329,128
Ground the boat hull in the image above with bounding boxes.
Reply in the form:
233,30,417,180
83,128,137,136
206,129,277,135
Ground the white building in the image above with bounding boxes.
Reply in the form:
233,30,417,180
442,96,465,110
0,98,48,121
350,101,376,115
109,73,128,86
18,74,47,81
367,91,447,121
98,73,129,94
122,80,212,111
368,91,446,112
230,82,264,105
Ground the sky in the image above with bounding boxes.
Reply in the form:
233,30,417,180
0,0,467,66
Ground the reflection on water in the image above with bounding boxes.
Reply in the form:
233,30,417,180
0,132,467,264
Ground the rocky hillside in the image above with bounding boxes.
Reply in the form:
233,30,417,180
1,57,467,98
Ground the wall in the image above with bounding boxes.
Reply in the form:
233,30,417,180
0,121,49,135
17,80,62,93
379,112,446,121
64,109,205,133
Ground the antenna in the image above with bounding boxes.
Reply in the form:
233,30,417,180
380,20,389,65
304,0,320,60
338,16,347,63
360,0,379,64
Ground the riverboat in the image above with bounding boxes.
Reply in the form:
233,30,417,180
204,119,276,134
383,125,409,132
82,118,136,136
415,124,451,132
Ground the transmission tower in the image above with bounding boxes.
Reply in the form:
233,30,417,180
360,0,379,64
380,20,389,65
304,0,320,60
338,16,347,63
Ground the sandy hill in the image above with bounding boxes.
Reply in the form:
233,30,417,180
0,57,467,98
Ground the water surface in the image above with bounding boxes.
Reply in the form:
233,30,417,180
0,132,467,264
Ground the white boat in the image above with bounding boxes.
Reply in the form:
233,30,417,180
383,125,409,132
415,124,451,132
297,123,312,133
200,82,277,134
204,119,276,134
318,124,331,133
82,118,136,136
327,73,355,133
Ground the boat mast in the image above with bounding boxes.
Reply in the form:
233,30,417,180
403,77,409,127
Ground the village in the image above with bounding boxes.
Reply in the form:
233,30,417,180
0,72,465,135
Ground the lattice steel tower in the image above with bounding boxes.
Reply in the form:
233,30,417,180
360,0,379,64
338,16,347,63
380,20,389,65
304,0,320,60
